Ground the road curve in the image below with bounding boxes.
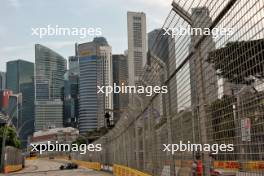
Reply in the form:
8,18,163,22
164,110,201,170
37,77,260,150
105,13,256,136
5,158,113,176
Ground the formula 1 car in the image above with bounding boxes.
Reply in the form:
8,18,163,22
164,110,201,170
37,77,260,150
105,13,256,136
60,163,78,170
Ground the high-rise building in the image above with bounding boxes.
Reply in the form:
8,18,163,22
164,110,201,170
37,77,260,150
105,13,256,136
127,12,147,87
127,12,147,106
68,56,79,75
148,29,177,114
148,28,176,81
77,37,113,133
112,54,128,123
35,44,66,100
34,100,63,130
79,56,98,133
63,70,79,128
63,55,79,128
0,72,6,90
35,44,66,131
6,59,34,146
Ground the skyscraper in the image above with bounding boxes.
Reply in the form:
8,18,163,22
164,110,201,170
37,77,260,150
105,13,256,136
0,72,6,90
127,12,147,87
112,54,128,123
6,59,34,146
63,57,79,128
77,37,113,133
35,44,66,131
63,55,79,129
34,100,63,130
127,12,147,106
68,56,79,75
148,29,177,114
79,56,98,133
148,28,176,78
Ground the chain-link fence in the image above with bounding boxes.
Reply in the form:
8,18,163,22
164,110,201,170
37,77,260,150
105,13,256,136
72,0,264,175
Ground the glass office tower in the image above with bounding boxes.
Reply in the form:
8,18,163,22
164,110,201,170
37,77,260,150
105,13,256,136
77,37,113,134
35,44,66,131
79,56,98,134
6,59,34,147
112,54,128,123
0,72,6,90
63,70,79,128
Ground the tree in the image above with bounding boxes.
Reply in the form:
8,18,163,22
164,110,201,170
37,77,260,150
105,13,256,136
0,126,21,149
207,39,264,85
72,136,87,146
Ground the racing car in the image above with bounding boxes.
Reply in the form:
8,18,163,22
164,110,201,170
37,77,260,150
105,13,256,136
60,162,78,170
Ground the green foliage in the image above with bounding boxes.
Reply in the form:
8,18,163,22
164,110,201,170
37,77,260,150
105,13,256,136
72,136,87,146
72,127,109,145
207,39,264,84
86,127,109,143
86,127,108,138
0,126,21,149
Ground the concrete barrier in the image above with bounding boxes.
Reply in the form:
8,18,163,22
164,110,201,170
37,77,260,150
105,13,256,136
72,160,101,171
113,164,151,176
3,164,23,174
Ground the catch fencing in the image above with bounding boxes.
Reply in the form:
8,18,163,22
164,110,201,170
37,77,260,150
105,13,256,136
72,0,264,175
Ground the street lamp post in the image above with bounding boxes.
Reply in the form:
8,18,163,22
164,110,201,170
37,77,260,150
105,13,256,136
9,94,22,129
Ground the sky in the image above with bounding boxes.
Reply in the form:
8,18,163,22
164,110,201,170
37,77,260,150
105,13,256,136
0,0,172,71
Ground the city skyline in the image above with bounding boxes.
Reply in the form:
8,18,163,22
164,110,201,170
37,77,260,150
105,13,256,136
0,0,171,71
0,0,263,175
